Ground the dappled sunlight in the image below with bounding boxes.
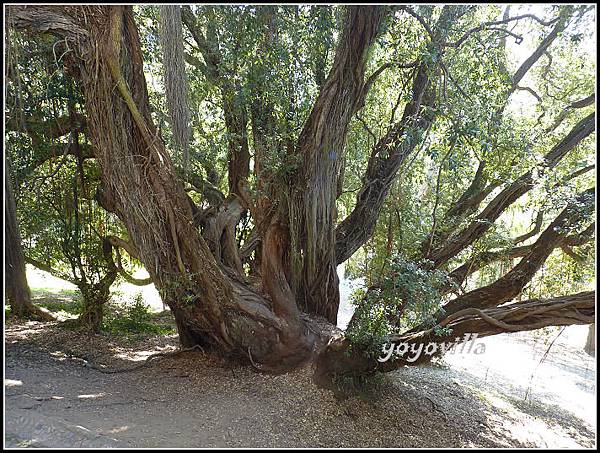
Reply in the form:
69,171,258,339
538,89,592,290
112,345,178,362
5,320,57,341
442,329,596,427
424,333,596,448
338,274,595,445
337,264,364,330
481,398,592,448
113,271,164,313
77,393,106,399
26,265,78,294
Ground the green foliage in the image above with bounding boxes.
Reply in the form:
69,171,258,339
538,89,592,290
346,257,451,356
102,293,175,338
343,5,595,305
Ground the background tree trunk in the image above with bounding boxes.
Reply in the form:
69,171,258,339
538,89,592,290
5,170,54,321
584,323,595,356
159,5,191,175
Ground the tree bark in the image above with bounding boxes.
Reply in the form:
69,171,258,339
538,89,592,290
335,6,464,266
315,291,594,387
78,280,113,332
280,6,385,323
438,188,594,318
8,5,595,384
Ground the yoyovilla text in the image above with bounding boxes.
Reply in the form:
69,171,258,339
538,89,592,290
378,333,486,363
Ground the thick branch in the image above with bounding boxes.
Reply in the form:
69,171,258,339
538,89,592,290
445,218,594,294
314,291,594,386
7,6,88,38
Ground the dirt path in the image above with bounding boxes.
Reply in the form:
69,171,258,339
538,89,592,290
4,321,596,448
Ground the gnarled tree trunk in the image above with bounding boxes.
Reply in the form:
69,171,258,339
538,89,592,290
275,6,385,323
9,5,316,369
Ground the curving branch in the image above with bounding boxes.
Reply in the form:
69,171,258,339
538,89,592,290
439,187,595,317
102,238,152,286
315,290,594,385
444,217,594,295
510,8,572,91
546,93,595,133
353,60,420,114
446,12,560,49
105,235,141,261
514,210,544,244
6,6,88,39
425,112,595,269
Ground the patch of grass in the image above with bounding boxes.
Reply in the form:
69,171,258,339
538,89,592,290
31,286,82,319
102,293,175,339
35,298,83,317
31,287,79,299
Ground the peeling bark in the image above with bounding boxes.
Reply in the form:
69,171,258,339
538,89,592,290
8,5,595,385
9,5,314,367
273,6,386,322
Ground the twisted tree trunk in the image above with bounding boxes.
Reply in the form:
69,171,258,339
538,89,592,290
9,5,317,369
279,6,385,323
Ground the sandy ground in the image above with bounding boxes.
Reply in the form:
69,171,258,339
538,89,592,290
4,318,596,448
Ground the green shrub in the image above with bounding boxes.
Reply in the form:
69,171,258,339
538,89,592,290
102,292,175,338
